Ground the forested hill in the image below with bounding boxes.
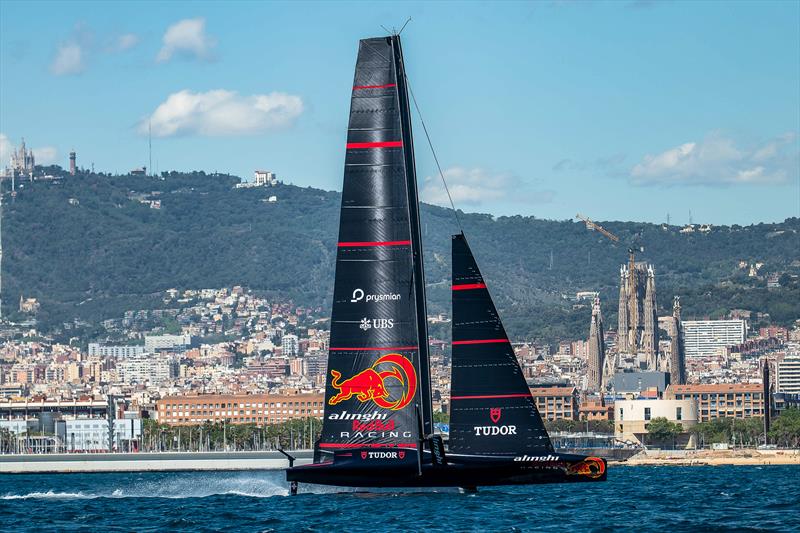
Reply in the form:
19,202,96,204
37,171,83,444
4,168,799,341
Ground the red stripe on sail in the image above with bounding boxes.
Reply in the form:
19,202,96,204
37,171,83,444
353,83,396,90
329,346,418,352
450,394,531,400
318,443,418,449
452,338,508,345
346,141,403,149
452,283,487,291
337,240,411,247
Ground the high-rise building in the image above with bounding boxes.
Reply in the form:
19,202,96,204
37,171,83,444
587,296,605,392
282,334,299,357
144,334,191,353
682,319,746,358
617,262,658,364
776,354,800,393
669,296,686,385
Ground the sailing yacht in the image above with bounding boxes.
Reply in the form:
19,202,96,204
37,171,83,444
286,35,607,491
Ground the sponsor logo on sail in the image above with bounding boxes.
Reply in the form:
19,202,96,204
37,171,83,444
327,410,388,421
328,353,417,411
514,454,561,462
473,425,517,436
351,419,395,432
359,317,394,331
473,406,516,436
360,451,406,460
351,288,401,304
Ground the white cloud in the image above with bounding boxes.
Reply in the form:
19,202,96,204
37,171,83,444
0,134,58,166
113,33,139,52
0,134,12,163
631,132,799,186
50,42,85,76
421,167,554,207
32,146,59,165
157,18,216,63
141,89,304,137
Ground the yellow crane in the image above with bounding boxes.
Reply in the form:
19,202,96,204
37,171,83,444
575,213,620,243
575,213,642,272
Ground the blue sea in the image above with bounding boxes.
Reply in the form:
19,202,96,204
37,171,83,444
1,466,798,532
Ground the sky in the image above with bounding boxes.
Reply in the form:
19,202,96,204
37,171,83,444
1,0,798,225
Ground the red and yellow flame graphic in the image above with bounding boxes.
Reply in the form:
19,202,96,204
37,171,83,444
329,353,417,411
567,457,606,479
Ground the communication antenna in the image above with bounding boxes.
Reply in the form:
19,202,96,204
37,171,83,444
0,190,3,321
666,213,670,226
549,250,554,270
149,120,153,177
688,209,693,225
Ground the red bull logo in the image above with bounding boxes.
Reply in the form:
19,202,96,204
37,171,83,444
567,457,606,479
328,353,417,410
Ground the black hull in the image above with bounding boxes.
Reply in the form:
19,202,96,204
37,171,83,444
286,453,606,488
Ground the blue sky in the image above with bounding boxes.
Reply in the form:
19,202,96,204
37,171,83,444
1,0,798,225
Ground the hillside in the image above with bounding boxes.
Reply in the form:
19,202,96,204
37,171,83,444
4,168,799,342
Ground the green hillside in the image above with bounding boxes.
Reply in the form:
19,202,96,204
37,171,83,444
4,167,799,342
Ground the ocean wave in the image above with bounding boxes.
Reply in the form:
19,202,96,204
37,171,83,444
1,491,95,500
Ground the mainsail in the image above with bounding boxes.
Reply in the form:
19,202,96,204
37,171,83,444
319,36,432,453
448,234,553,456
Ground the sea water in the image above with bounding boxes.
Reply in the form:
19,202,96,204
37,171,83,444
1,466,798,532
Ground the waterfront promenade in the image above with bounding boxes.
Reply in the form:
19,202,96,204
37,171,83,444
0,450,313,474
623,448,800,466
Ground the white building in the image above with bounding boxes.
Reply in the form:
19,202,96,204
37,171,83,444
144,334,191,353
59,419,142,452
614,398,698,447
254,170,277,186
88,343,145,358
682,319,746,358
777,353,800,393
282,334,299,357
118,356,175,385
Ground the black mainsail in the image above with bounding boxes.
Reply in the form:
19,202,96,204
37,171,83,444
448,234,553,456
318,36,432,454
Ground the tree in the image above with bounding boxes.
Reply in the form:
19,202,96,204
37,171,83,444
646,417,684,448
769,408,800,448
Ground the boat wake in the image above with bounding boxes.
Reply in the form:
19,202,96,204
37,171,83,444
1,491,94,500
2,472,310,500
1,471,462,501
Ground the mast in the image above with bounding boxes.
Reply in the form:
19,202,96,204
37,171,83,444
392,35,433,437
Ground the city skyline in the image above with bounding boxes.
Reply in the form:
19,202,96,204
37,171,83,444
1,0,799,226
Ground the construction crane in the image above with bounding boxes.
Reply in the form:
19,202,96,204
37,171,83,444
575,213,620,243
575,213,643,270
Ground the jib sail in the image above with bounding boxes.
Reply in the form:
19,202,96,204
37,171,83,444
318,36,432,453
448,234,553,456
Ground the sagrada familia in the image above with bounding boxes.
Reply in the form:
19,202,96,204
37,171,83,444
587,261,686,393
